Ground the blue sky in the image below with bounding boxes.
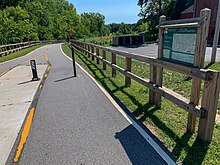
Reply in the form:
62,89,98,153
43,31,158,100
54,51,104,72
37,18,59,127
69,0,140,24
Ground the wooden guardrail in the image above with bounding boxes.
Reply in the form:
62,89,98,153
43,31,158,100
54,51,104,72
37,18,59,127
0,41,41,57
0,40,66,57
70,38,220,142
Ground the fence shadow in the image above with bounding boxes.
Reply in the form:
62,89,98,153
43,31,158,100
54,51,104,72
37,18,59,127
115,125,167,165
182,138,210,165
203,62,214,69
75,49,210,165
54,76,76,82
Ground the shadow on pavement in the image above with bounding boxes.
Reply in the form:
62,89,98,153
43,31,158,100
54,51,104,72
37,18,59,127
54,76,76,82
18,80,37,85
115,125,167,165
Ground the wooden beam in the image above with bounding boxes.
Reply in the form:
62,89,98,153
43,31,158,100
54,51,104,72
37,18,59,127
155,15,166,109
71,42,212,81
71,41,210,81
88,45,91,58
149,64,157,105
96,47,100,64
187,8,211,133
111,53,116,77
211,0,220,63
159,17,201,26
91,46,94,61
97,55,203,118
159,22,200,29
102,50,107,70
198,71,220,141
125,57,132,87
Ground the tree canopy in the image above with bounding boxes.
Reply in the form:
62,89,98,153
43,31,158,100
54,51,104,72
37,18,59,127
0,0,109,44
137,0,195,35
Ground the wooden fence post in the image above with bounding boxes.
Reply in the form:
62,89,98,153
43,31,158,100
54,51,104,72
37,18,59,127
84,44,87,56
88,45,91,58
198,71,220,141
83,43,85,54
149,64,157,104
82,43,85,54
102,50,107,70
155,15,166,109
91,46,94,61
125,57,132,87
111,53,116,77
187,8,211,133
86,44,89,56
96,47,100,64
7,45,9,55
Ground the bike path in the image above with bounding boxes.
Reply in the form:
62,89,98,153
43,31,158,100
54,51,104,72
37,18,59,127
0,45,48,74
7,44,175,165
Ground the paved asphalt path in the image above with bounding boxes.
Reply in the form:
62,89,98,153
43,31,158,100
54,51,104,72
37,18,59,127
5,44,170,164
0,46,48,73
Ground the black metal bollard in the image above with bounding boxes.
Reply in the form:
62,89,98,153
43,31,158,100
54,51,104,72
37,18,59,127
71,47,77,77
30,60,39,81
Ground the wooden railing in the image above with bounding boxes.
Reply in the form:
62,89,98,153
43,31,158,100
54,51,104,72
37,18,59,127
0,40,66,57
70,40,220,142
0,41,41,57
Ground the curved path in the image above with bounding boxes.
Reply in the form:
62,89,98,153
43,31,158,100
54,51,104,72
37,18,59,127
0,46,48,73
5,44,175,164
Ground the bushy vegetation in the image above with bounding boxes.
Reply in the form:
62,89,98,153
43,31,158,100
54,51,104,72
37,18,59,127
0,0,109,45
138,0,194,36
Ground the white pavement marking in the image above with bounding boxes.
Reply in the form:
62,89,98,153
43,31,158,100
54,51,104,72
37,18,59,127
60,44,176,165
0,65,47,165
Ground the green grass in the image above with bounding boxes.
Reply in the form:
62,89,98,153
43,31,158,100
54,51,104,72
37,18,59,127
79,36,112,46
62,44,220,165
0,45,43,63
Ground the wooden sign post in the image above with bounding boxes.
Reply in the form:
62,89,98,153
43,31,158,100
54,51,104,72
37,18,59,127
155,8,213,140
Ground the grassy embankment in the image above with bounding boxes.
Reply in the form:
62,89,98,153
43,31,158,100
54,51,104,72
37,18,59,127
0,45,43,63
79,36,112,46
62,43,220,165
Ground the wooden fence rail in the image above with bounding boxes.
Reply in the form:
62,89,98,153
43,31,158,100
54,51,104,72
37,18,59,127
0,41,41,57
70,39,220,142
0,40,66,57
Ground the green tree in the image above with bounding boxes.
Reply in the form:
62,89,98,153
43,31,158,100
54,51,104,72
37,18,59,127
108,23,136,35
81,12,108,37
0,0,110,44
138,0,194,19
56,9,83,39
137,0,195,36
138,22,149,33
0,6,37,44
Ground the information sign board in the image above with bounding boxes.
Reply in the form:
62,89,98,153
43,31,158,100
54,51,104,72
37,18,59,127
162,27,197,66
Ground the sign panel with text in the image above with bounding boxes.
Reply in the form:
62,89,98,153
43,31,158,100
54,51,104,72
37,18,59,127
162,27,197,66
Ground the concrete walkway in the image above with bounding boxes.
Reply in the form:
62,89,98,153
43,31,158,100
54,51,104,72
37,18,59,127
4,44,176,164
0,65,47,165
